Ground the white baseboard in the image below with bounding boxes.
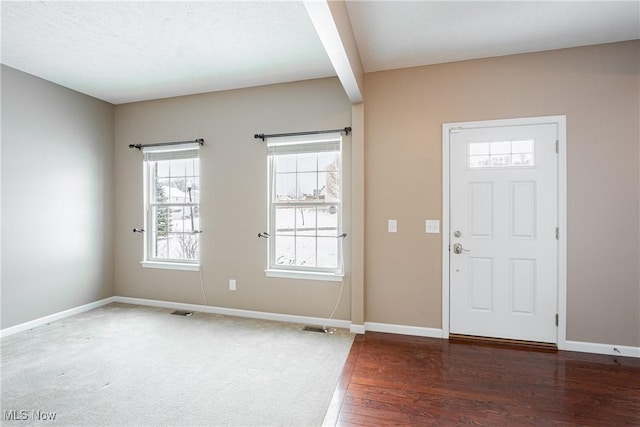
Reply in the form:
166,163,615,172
565,340,640,358
350,324,365,334
113,296,352,330
365,321,443,338
4,296,637,360
0,297,116,338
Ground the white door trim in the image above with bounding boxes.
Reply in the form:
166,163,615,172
442,115,567,349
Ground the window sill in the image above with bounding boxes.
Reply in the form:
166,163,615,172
141,261,200,272
265,269,343,282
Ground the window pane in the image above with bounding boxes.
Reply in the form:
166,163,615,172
169,232,199,260
275,236,295,266
491,141,511,154
168,234,181,259
169,159,187,177
268,140,342,272
156,161,171,178
321,172,340,202
275,154,296,173
297,153,317,172
469,143,490,155
512,140,534,153
297,172,317,201
185,159,197,176
183,207,198,233
275,207,295,236
147,156,200,263
317,237,338,268
153,207,169,236
185,178,199,203
169,179,187,203
152,232,168,259
470,155,490,168
295,237,316,267
275,173,296,201
317,206,338,236
490,155,511,167
174,206,196,234
469,140,535,169
317,172,327,200
318,152,340,172
168,207,183,232
296,206,317,236
193,206,200,228
512,153,534,166
154,179,170,203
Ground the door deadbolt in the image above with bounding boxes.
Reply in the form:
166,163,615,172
453,230,462,238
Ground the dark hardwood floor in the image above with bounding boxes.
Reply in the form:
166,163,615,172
324,332,640,426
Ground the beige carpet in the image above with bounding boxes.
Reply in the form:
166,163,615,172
1,303,354,426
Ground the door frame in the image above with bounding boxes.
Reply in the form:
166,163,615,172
441,115,567,349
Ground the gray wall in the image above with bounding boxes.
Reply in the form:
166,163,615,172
1,65,115,328
114,77,353,320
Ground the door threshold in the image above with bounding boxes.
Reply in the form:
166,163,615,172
449,334,557,352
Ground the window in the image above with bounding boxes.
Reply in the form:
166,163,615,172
469,140,535,168
143,144,200,268
267,134,343,277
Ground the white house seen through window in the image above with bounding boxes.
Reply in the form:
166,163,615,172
144,144,200,264
267,134,343,275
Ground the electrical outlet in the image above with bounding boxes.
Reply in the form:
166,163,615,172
388,219,397,233
229,279,236,291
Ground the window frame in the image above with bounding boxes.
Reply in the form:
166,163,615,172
142,144,201,269
266,133,344,278
467,139,536,169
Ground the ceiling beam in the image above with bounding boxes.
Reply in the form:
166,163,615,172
304,0,364,104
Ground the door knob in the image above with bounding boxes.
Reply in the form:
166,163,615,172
453,243,470,254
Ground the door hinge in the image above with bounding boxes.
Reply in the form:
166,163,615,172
556,227,559,240
555,314,559,327
556,140,559,153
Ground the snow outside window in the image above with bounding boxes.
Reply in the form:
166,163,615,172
143,144,200,265
267,134,343,276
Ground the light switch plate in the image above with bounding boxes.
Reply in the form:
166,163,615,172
388,219,397,233
426,220,440,234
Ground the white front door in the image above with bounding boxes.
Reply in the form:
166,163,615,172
449,122,559,343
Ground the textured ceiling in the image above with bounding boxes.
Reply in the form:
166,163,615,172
1,1,335,104
1,1,638,105
347,1,640,72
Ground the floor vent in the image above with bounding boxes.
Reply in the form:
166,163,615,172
170,310,194,317
303,326,328,333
